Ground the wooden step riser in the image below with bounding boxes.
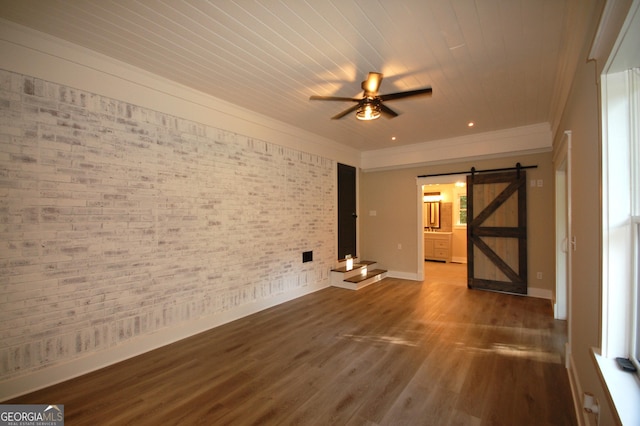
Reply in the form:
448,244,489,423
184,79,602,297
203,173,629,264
335,259,377,269
332,271,387,290
331,260,383,290
332,266,374,280
343,269,387,284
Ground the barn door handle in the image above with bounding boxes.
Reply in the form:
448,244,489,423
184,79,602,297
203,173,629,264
352,212,358,219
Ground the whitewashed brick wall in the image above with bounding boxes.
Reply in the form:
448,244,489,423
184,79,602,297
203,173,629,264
0,69,336,380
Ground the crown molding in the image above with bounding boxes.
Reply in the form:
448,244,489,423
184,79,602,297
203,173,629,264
360,123,552,171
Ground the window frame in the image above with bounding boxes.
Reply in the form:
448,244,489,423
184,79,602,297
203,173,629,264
601,68,635,365
630,67,640,371
593,3,640,423
454,188,467,228
633,216,640,370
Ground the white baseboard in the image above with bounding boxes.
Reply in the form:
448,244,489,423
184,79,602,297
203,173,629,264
528,286,553,300
451,257,468,263
0,282,329,401
387,270,421,281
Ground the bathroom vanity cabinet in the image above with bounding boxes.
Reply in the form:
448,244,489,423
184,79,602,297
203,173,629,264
424,232,452,262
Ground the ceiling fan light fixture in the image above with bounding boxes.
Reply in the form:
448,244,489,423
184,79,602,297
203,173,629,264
309,71,431,120
356,100,381,121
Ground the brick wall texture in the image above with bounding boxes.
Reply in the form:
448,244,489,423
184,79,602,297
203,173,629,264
0,69,336,380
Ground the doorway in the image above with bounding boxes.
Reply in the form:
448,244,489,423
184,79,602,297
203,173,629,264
416,174,468,281
554,131,572,323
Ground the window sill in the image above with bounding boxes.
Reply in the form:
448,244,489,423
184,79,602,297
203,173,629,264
591,348,640,425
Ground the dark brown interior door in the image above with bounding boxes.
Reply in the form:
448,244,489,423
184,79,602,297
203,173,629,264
467,170,527,294
337,163,357,260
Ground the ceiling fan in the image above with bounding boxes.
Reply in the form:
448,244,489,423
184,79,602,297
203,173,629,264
309,72,432,121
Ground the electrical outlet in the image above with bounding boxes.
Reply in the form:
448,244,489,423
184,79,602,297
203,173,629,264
582,392,599,414
536,272,542,280
397,243,402,250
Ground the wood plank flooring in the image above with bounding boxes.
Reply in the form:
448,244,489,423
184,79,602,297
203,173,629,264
6,262,577,425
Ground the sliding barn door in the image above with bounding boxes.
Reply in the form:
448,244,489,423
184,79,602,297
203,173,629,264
467,170,527,294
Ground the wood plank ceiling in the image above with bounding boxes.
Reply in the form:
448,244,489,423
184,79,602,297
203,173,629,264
0,0,572,152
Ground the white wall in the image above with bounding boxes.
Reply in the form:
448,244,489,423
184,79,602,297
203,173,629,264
0,24,351,399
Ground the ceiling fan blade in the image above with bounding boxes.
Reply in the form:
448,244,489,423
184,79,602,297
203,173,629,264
310,95,361,102
331,104,361,120
362,72,383,95
380,103,399,118
379,87,432,102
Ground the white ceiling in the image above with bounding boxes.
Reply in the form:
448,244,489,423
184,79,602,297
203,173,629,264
0,0,577,152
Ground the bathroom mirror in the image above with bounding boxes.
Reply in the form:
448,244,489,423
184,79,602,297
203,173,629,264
423,192,441,229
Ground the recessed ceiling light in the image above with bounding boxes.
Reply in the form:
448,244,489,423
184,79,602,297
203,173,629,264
467,122,475,127
391,136,396,141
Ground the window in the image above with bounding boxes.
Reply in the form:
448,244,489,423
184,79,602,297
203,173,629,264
602,67,639,369
458,194,467,225
597,65,640,426
594,4,640,422
634,217,640,368
454,182,467,227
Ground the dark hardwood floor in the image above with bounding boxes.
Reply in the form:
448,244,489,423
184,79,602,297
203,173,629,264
7,262,577,425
